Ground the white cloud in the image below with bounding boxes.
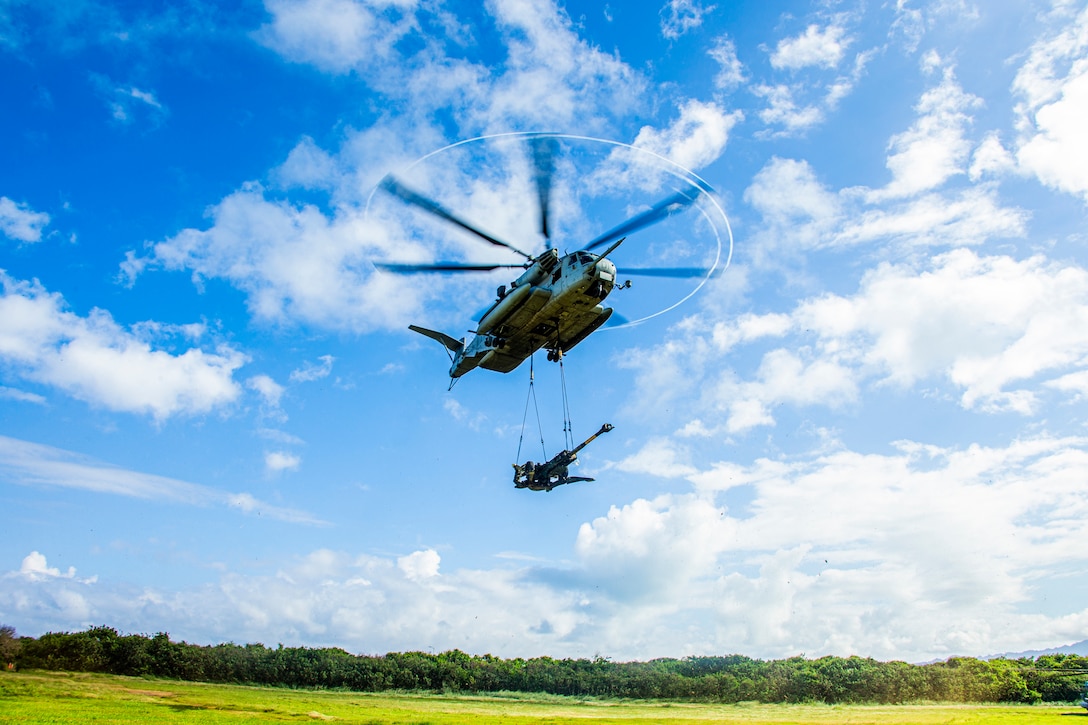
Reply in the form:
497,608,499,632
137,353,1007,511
969,132,1016,181
274,136,341,190
92,75,169,126
625,249,1088,429
1014,62,1083,200
0,435,324,524
443,397,488,430
799,250,1088,412
1012,3,1088,202
752,84,823,132
890,0,980,55
753,35,871,136
659,0,714,41
834,187,1028,250
708,36,745,90
397,549,441,581
0,196,50,242
130,4,656,334
708,348,858,434
632,99,741,171
259,0,651,132
1046,369,1088,399
247,374,285,407
0,272,246,420
290,354,335,382
744,157,840,226
0,385,46,404
744,156,1026,255
867,67,982,202
6,433,1087,661
256,0,421,74
121,185,425,332
615,437,698,478
479,0,647,132
574,433,1088,658
770,24,850,71
17,551,79,581
265,450,302,473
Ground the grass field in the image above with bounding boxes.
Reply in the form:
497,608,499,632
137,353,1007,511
2,670,1085,724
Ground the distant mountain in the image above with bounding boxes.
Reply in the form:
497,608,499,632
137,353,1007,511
988,639,1088,660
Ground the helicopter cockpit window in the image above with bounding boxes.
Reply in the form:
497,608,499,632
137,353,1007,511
577,252,594,265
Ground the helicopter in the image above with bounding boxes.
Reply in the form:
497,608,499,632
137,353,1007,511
374,136,720,382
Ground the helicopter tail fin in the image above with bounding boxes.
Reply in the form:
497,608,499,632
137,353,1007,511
409,325,464,353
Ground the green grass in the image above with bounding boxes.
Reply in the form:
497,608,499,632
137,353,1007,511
1,670,1083,724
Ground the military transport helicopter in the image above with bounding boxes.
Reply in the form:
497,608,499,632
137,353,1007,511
374,136,721,383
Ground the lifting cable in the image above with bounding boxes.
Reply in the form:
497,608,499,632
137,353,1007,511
559,354,575,451
516,355,548,465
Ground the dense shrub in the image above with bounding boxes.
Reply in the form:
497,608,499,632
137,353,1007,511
8,624,1087,703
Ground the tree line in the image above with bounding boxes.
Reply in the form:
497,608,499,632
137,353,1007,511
3,624,1087,704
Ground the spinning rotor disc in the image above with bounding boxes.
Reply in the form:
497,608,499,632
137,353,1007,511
365,132,733,329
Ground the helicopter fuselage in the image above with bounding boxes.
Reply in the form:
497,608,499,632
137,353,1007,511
411,248,617,379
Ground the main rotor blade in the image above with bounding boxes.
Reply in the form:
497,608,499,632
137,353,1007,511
603,310,630,327
374,261,528,274
616,266,722,278
582,189,699,252
379,176,533,261
530,136,557,245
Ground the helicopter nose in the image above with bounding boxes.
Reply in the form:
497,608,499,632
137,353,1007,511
595,257,617,279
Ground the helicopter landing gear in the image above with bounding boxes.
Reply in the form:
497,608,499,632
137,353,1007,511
546,347,564,363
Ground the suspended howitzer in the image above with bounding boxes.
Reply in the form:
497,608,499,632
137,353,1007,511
513,423,614,492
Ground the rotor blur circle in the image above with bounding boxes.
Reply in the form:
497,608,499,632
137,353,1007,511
366,132,733,329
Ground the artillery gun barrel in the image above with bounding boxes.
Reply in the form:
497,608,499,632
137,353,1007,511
570,423,614,456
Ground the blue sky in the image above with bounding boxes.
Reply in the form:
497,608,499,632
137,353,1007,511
2,0,1088,663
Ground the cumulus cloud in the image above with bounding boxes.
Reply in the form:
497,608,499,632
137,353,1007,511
247,374,285,407
969,132,1017,181
867,66,982,202
5,433,1088,661
795,250,1088,413
0,271,246,420
1,547,591,657
120,184,426,332
625,249,1088,429
479,0,647,132
1012,3,1088,202
397,549,441,581
0,196,50,242
259,0,649,133
274,136,341,191
256,0,421,74
17,551,80,581
265,450,301,473
614,437,698,478
770,23,850,71
744,158,1026,256
632,99,741,171
126,2,659,333
752,83,824,133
